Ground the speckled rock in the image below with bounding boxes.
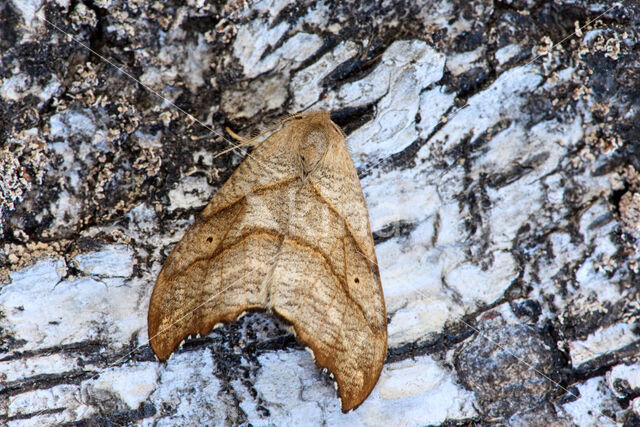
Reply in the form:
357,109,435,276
1,0,640,426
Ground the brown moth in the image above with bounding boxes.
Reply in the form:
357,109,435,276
148,111,387,412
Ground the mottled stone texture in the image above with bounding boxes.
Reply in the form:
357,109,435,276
1,0,639,425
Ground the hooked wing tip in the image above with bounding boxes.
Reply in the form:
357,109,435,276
285,319,386,413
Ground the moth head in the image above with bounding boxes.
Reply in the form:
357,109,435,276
293,112,344,176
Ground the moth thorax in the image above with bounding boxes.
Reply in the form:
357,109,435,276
299,128,329,173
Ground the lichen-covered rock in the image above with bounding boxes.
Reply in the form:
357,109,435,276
454,310,560,419
1,0,639,425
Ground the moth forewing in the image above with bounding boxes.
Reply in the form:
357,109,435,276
148,112,387,412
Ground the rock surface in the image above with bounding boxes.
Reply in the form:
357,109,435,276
1,0,640,425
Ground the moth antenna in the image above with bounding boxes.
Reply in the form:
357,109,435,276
361,53,383,69
225,126,251,142
251,114,304,140
330,120,345,137
218,117,295,160
280,112,303,122
360,34,375,61
213,128,254,159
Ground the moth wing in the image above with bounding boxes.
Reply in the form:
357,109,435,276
148,225,285,360
268,236,387,412
148,115,387,412
311,141,386,331
268,142,387,412
148,129,299,360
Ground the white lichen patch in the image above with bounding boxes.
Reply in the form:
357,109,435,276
361,59,597,347
608,364,640,398
259,32,324,75
232,0,334,79
446,47,485,76
72,245,134,277
387,298,454,347
146,349,226,426
126,202,158,234
0,248,141,352
168,175,216,211
182,34,214,93
291,41,360,111
419,65,543,159
242,350,327,422
378,225,466,345
0,72,60,104
372,356,475,419
481,119,582,248
46,189,83,231
561,377,619,426
49,110,97,141
232,19,288,77
569,322,640,367
363,173,441,232
83,363,159,410
324,355,476,426
416,86,456,136
323,40,446,164
472,118,579,183
9,0,46,29
221,73,289,119
495,43,523,66
445,250,517,307
246,349,476,426
7,384,95,426
1,353,78,383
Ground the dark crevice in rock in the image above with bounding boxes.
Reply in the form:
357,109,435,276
386,323,475,364
0,340,106,362
372,220,417,244
320,39,385,90
330,103,376,136
271,1,314,29
4,407,66,422
1,370,96,397
572,340,640,382
61,402,156,426
292,31,341,73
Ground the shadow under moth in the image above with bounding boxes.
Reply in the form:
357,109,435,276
148,111,387,412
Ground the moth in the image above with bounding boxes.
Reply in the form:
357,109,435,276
148,111,387,412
